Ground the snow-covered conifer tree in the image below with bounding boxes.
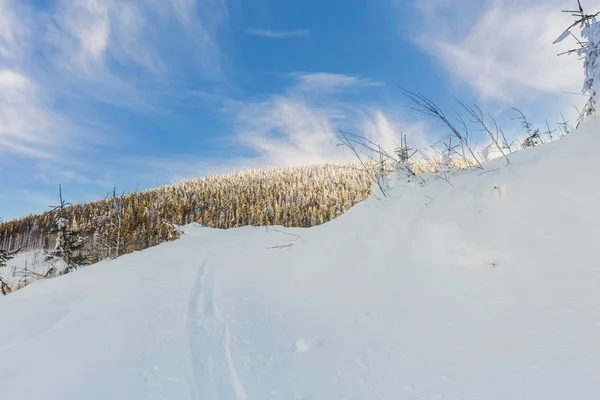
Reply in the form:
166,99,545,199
45,185,89,278
555,1,600,119
0,248,14,269
0,218,17,295
580,19,600,117
0,218,16,269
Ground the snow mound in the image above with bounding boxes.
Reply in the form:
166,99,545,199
2,118,600,399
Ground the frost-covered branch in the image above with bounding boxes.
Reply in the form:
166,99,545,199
555,1,600,120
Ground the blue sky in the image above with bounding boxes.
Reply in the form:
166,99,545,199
0,0,590,220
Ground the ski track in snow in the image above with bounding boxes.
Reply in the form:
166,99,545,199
188,258,247,400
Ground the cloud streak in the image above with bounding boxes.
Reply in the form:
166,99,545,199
409,0,584,103
223,74,427,170
0,0,229,160
0,69,70,159
111,72,420,185
246,28,311,39
46,0,229,105
289,72,382,94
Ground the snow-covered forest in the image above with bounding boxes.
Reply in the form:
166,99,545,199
0,164,372,286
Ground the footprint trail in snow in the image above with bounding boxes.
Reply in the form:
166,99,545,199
188,258,247,400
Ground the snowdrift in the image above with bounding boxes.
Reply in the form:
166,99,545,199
1,118,600,399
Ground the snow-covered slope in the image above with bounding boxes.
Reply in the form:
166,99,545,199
0,249,48,290
2,118,600,400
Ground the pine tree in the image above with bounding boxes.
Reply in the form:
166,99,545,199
0,218,16,269
0,218,17,295
45,185,89,278
0,248,14,269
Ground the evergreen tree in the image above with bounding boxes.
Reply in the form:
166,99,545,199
0,218,17,295
0,248,14,268
555,1,600,120
0,219,16,269
45,185,89,278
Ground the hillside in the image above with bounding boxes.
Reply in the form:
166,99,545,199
0,163,373,291
0,116,598,399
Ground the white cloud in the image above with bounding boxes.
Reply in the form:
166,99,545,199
224,75,427,169
289,72,382,94
117,96,433,186
411,0,587,102
0,0,28,61
0,69,70,159
50,0,168,77
232,96,345,166
60,1,109,64
0,0,228,161
246,29,311,39
0,69,29,89
46,0,228,99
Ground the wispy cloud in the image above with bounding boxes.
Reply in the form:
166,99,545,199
0,0,228,160
289,72,382,94
0,1,68,159
222,74,427,169
111,75,429,185
408,0,583,104
231,97,345,166
246,28,311,39
0,69,73,159
46,0,229,105
0,0,29,62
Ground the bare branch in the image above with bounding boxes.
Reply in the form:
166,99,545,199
337,128,389,197
401,89,484,170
